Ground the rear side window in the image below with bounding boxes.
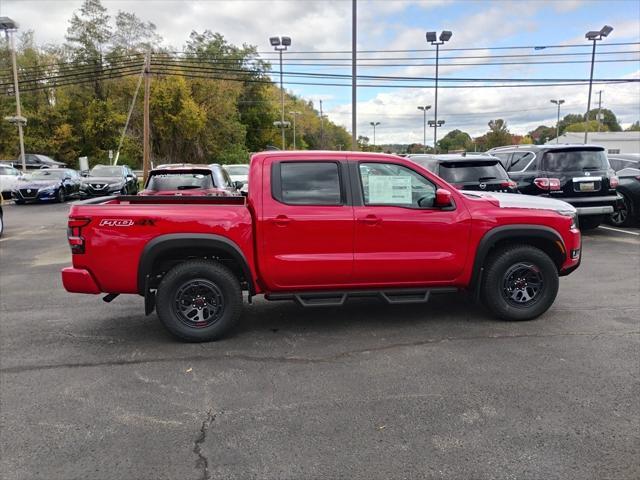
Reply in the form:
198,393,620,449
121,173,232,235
508,152,536,172
492,152,511,168
439,161,509,183
275,162,342,205
543,149,608,172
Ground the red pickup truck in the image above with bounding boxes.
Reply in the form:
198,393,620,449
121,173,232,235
62,151,581,342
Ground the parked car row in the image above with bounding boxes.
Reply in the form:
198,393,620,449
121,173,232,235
407,145,638,230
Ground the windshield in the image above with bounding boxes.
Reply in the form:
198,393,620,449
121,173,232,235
30,170,65,180
225,165,249,175
147,172,214,191
543,149,608,172
439,161,508,183
90,166,123,177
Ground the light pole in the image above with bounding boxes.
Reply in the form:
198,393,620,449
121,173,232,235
269,35,292,149
369,122,380,148
550,99,565,143
584,25,612,144
289,111,301,149
1,17,26,172
426,30,452,154
428,120,445,151
417,105,431,153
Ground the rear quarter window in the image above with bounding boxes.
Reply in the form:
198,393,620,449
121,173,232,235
274,162,343,205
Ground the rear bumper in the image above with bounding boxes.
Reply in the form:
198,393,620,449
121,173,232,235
558,194,620,216
61,267,101,294
575,205,614,216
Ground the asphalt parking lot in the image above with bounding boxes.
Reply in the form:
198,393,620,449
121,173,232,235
0,203,638,480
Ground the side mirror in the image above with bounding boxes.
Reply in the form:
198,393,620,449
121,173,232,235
233,181,244,190
434,188,453,208
126,174,134,179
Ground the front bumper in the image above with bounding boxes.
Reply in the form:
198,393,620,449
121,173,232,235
61,267,101,294
12,188,58,202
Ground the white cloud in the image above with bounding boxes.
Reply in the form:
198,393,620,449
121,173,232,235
328,71,640,144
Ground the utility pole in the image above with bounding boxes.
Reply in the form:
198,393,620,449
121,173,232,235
320,99,325,149
351,0,357,150
289,111,301,149
142,51,151,183
1,17,26,172
596,90,603,132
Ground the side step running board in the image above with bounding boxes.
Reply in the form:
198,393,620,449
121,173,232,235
266,288,457,308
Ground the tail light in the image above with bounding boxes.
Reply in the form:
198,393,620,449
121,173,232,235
534,177,561,191
501,180,517,190
67,217,91,254
609,176,619,189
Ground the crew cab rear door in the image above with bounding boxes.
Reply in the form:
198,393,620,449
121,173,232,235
260,157,354,289
350,160,470,284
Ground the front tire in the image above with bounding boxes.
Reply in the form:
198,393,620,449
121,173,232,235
156,260,242,342
481,245,559,321
56,188,65,203
579,215,603,230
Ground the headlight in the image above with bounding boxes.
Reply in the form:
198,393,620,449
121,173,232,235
109,182,125,190
40,186,56,193
560,211,578,229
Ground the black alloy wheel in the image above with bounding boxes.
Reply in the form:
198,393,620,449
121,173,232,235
173,279,225,329
608,193,632,227
501,262,544,307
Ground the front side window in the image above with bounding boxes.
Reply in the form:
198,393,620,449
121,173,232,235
359,162,436,208
278,162,342,205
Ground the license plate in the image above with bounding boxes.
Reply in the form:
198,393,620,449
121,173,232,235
579,182,595,192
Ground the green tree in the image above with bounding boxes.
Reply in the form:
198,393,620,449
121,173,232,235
558,114,584,135
586,108,621,132
111,11,162,53
485,119,512,149
565,120,607,133
528,125,555,144
437,129,472,152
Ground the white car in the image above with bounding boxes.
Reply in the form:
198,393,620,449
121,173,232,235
223,164,249,187
0,164,23,200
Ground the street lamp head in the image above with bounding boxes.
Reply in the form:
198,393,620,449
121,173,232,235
558,99,565,105
417,105,432,111
269,37,281,46
439,30,452,42
0,17,18,30
600,25,613,37
281,36,292,46
585,30,600,40
370,121,380,126
437,120,445,126
426,31,437,43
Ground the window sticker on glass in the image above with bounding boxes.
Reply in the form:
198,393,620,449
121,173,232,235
368,175,412,204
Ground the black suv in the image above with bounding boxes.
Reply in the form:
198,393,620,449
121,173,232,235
408,154,518,193
80,165,138,197
488,145,620,230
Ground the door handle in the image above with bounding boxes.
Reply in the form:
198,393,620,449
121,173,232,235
358,214,381,225
273,215,291,226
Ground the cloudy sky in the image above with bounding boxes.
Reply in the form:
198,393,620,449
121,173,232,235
2,0,639,145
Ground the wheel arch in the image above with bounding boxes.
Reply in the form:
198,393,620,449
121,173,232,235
470,225,566,293
138,234,256,297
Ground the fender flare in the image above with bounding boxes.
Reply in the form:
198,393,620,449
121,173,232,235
470,224,566,292
137,233,255,295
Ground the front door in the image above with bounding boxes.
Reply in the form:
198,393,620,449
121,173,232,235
352,161,471,285
260,160,354,290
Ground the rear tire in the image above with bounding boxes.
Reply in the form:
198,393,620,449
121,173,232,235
481,245,559,321
156,260,242,342
579,215,603,230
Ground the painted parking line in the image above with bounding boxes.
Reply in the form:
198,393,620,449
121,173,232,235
598,225,640,236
